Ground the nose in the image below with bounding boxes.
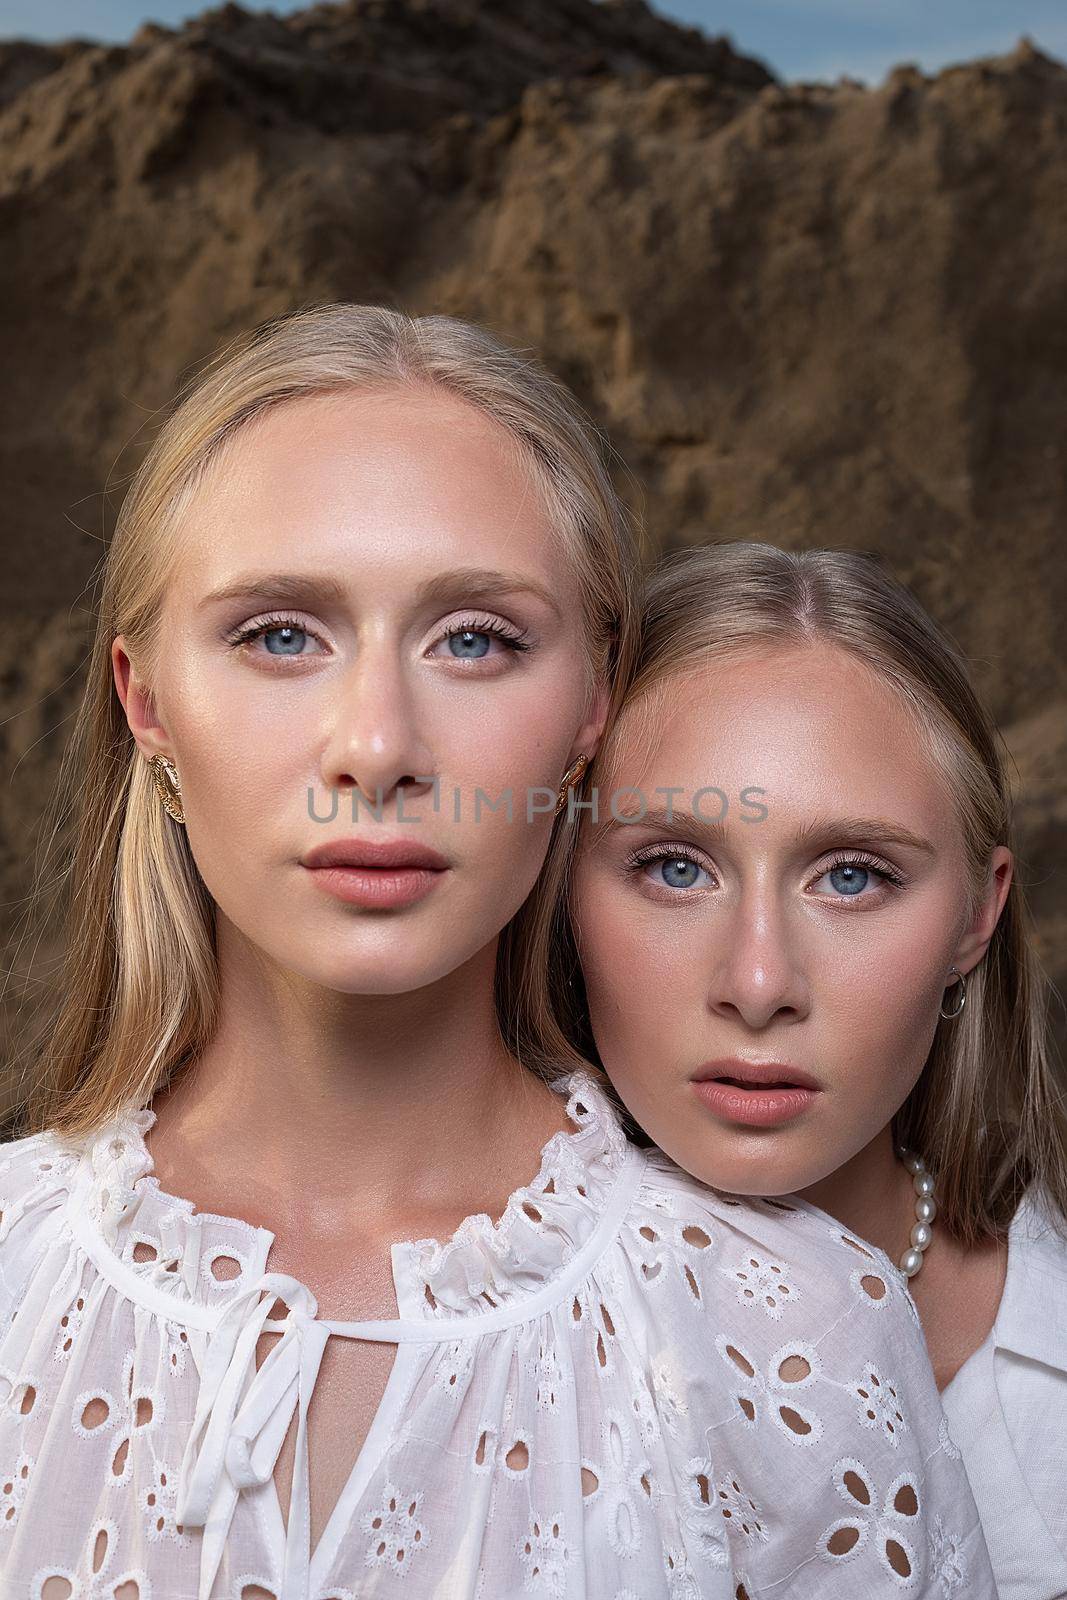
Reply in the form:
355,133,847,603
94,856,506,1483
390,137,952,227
318,633,436,812
706,891,810,1030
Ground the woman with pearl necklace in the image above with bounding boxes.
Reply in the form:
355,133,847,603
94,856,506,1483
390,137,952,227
565,539,1067,1600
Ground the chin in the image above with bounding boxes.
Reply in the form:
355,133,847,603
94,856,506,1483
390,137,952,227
285,940,475,995
705,1167,807,1199
666,1139,825,1200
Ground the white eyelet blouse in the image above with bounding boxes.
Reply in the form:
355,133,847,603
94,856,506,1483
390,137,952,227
0,1067,994,1600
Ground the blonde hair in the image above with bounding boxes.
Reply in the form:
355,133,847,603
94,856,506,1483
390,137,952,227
561,540,1067,1243
7,303,645,1141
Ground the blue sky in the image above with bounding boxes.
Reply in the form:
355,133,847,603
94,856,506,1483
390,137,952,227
1,0,1063,86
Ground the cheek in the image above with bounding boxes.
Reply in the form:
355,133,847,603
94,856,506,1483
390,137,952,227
173,729,283,847
163,659,303,805
573,874,685,1041
816,920,956,1105
483,675,584,763
170,644,307,736
158,672,318,910
442,687,586,848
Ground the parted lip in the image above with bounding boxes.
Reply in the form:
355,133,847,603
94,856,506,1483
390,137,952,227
302,838,450,871
692,1058,821,1091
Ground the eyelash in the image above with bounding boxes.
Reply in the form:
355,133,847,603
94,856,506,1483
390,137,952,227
819,850,906,892
444,614,533,655
625,845,907,898
224,611,533,659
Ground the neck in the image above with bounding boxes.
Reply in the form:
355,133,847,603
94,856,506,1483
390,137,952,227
796,1122,916,1264
145,912,572,1236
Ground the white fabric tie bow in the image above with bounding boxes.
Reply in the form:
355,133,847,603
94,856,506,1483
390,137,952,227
174,1269,332,1600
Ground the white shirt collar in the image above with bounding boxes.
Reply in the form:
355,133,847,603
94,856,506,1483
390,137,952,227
992,1186,1067,1370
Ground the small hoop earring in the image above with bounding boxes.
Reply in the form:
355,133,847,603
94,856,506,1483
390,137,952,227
150,754,186,825
554,753,590,818
939,964,967,1020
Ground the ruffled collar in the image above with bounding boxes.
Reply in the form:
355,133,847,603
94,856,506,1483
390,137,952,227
69,1065,640,1325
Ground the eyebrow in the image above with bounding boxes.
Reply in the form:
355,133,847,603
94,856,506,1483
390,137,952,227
198,567,563,618
592,805,936,856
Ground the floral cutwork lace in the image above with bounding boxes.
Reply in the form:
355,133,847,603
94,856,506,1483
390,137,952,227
819,1455,924,1588
0,1071,997,1598
31,1514,152,1599
715,1333,825,1444
518,1511,574,1597
851,1362,907,1444
359,1484,429,1575
723,1251,799,1319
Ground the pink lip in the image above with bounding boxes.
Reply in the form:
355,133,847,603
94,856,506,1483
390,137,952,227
301,837,450,909
692,1058,821,1091
305,863,446,909
690,1058,820,1129
302,837,450,871
692,1080,817,1128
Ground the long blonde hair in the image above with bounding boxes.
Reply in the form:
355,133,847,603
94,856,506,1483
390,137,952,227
7,303,645,1141
556,540,1067,1243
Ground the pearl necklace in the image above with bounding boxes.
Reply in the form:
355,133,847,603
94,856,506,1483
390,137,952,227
895,1145,937,1278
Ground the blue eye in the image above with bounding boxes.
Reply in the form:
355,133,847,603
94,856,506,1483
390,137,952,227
660,857,701,889
828,862,869,896
437,616,532,663
811,854,905,901
629,848,712,891
448,629,492,659
227,613,325,659
262,624,308,656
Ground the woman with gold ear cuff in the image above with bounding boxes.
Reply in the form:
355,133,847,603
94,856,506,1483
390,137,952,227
0,314,993,1599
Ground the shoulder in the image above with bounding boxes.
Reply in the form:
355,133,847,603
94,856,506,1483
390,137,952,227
0,1124,82,1194
616,1147,942,1435
0,1126,83,1244
0,1125,87,1328
628,1144,917,1327
609,1150,998,1595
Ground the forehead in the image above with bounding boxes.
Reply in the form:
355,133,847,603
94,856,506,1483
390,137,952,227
605,643,958,832
170,385,565,590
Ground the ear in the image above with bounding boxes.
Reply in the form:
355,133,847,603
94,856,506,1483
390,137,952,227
567,674,611,767
112,635,175,763
950,846,1014,976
